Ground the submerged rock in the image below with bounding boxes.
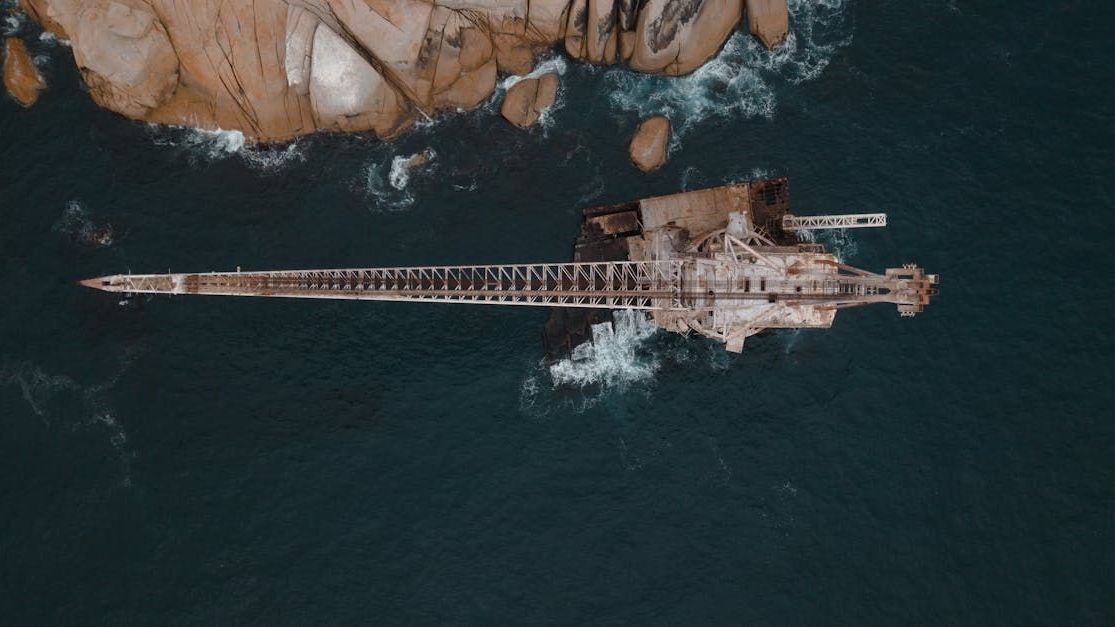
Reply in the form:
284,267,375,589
389,148,435,190
16,0,789,140
3,37,46,107
628,115,670,172
500,73,560,128
746,0,789,50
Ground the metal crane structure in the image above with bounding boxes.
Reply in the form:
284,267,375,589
81,188,938,354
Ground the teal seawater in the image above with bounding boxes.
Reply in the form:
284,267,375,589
2,0,1113,622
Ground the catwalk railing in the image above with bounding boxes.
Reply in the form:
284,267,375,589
781,213,888,230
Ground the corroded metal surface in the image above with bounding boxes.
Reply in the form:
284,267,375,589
81,179,938,354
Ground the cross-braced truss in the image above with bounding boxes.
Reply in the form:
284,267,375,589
782,213,888,230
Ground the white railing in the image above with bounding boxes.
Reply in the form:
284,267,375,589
781,213,887,230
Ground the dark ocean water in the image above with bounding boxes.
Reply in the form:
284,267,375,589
2,0,1114,622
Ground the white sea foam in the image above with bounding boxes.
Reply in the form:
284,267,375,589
388,155,413,191
795,227,858,262
575,171,606,205
362,159,415,211
149,126,306,171
388,148,436,191
680,166,707,191
604,0,851,133
498,56,570,132
1,12,23,36
0,352,139,487
500,56,570,91
53,200,113,248
549,310,661,389
37,30,68,46
518,311,662,414
240,142,306,170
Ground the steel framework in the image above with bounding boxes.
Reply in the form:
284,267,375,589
83,261,686,310
782,213,888,230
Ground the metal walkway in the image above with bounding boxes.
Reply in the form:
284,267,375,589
782,213,888,230
82,261,686,310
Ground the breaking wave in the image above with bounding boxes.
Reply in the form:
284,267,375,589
498,55,570,131
519,311,663,414
604,0,852,133
1,5,24,36
549,310,661,389
388,148,436,191
149,126,307,172
361,154,423,212
38,30,68,46
501,55,570,91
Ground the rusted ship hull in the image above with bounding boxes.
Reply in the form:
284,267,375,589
544,178,796,357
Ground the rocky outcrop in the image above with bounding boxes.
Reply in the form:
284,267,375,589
746,0,789,49
500,73,560,128
628,115,670,172
627,0,742,75
389,148,435,189
16,0,786,141
71,2,179,117
3,38,46,107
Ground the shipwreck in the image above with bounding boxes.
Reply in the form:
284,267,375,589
81,178,938,356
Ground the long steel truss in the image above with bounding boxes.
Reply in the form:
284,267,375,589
82,257,936,314
782,213,888,230
83,261,686,310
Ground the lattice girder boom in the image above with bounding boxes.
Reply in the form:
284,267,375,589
80,258,937,314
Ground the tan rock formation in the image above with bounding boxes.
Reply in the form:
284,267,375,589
628,115,670,172
628,0,742,75
500,72,560,128
746,0,788,49
3,38,46,107
16,0,783,141
73,1,179,117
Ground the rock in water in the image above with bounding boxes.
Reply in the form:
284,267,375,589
389,148,436,190
3,38,46,107
500,73,560,128
629,116,670,172
746,0,789,49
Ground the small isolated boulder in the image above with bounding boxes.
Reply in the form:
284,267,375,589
389,148,436,190
628,116,670,172
746,0,789,49
3,38,46,107
500,72,559,128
